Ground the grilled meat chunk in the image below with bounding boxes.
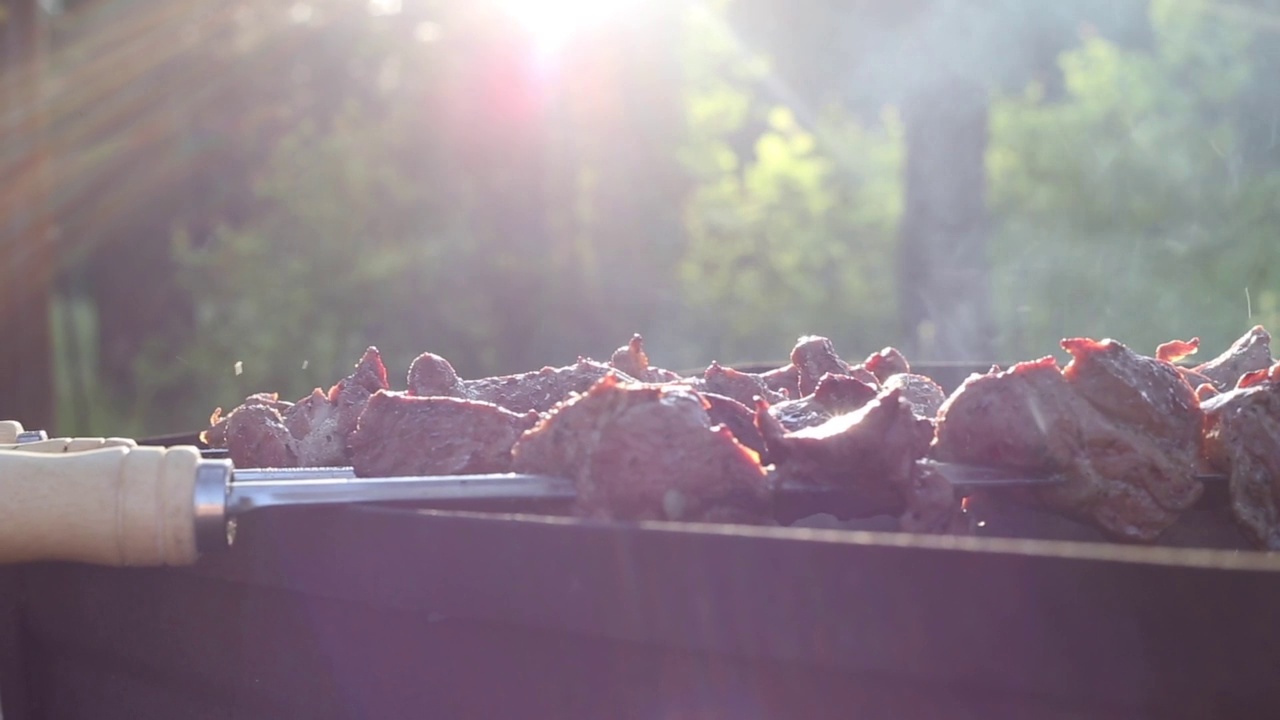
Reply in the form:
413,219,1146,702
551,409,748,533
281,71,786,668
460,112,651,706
932,339,1204,542
205,347,389,467
812,372,880,414
756,336,887,432
224,403,295,468
291,347,389,466
791,336,856,395
703,361,788,406
758,387,952,531
407,351,637,414
933,358,1080,472
1202,361,1280,549
1194,326,1273,391
1060,338,1203,486
1155,336,1222,388
609,334,682,383
764,396,833,433
1156,337,1200,363
760,364,801,397
1196,383,1220,401
1178,367,1216,390
512,373,772,522
467,358,630,414
349,391,539,477
406,351,468,398
765,372,879,432
202,392,291,450
863,347,911,383
702,393,766,456
881,373,945,419
281,389,349,467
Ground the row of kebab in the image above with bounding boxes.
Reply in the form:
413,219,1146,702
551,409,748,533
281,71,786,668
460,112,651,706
203,326,1280,550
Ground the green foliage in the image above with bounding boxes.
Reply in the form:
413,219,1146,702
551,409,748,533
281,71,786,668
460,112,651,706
140,120,414,422
987,0,1280,361
674,4,904,366
134,99,509,427
49,295,152,438
117,1,695,429
45,0,1280,436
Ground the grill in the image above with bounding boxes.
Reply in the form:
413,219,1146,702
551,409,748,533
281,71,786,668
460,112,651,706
5,493,1280,718
3,362,1276,719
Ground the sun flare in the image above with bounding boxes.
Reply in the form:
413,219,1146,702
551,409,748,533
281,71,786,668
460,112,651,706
495,0,640,56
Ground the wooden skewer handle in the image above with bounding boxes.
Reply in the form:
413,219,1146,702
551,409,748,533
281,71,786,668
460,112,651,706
0,437,137,453
0,445,204,567
0,421,25,444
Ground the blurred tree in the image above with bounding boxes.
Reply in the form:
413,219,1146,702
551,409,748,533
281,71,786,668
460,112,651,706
56,0,693,433
0,0,54,430
125,0,485,429
672,2,903,366
725,0,1151,366
987,0,1280,360
40,0,1280,438
45,0,394,430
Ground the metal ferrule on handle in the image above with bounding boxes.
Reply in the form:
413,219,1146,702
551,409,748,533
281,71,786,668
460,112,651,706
194,459,234,555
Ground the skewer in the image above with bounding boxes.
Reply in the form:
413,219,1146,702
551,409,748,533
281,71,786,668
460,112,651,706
0,440,1074,567
0,423,1232,569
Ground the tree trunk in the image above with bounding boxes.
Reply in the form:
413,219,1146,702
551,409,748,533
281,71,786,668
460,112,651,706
0,0,55,432
896,77,995,376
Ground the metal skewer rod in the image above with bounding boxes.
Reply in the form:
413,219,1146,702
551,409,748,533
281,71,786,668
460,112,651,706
0,424,1232,570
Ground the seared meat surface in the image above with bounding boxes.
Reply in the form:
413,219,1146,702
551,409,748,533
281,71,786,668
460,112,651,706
406,351,468,398
765,372,879,432
863,347,911,383
812,373,880,414
1194,325,1273,391
196,328,1280,548
223,403,295,469
512,373,772,522
1156,337,1199,363
409,352,636,414
760,364,801,397
703,361,788,406
932,339,1204,542
205,347,389,468
609,334,682,383
1060,338,1202,482
881,373,945,419
349,391,539,477
466,359,628,414
1202,362,1280,549
289,347,389,466
701,393,766,456
758,387,955,531
789,336,879,395
202,391,289,451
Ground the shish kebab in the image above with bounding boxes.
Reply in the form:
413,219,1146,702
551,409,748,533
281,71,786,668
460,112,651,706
0,420,1227,569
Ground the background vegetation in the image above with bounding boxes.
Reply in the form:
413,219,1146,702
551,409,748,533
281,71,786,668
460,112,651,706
13,0,1280,436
